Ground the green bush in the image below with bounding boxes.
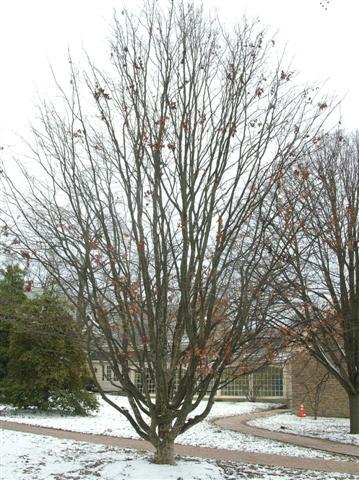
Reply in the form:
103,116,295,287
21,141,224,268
0,266,26,380
0,291,98,415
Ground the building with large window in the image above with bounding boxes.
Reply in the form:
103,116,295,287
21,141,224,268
91,357,291,403
91,353,349,418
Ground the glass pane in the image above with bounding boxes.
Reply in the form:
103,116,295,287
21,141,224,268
253,366,283,397
221,368,249,396
134,371,156,394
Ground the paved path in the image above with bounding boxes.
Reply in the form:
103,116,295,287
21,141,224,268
214,408,359,458
1,419,359,475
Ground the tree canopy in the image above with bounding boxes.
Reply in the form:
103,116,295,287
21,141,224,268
266,131,359,433
3,0,331,463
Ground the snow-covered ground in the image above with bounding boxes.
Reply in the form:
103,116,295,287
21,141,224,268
1,430,222,480
1,430,358,480
250,413,359,446
0,396,355,462
0,395,271,440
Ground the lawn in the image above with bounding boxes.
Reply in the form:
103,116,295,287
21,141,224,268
249,412,359,446
0,396,355,461
2,429,358,480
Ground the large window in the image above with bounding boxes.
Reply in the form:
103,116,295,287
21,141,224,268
173,368,186,392
102,365,113,381
134,371,156,394
102,365,119,382
220,366,283,398
220,368,250,396
253,366,283,397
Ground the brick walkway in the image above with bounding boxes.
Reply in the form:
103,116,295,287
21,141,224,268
214,408,359,458
1,417,359,475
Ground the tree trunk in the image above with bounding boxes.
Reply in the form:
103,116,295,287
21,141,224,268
155,439,175,464
349,394,359,434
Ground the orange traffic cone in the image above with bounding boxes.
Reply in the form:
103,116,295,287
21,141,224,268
298,403,306,417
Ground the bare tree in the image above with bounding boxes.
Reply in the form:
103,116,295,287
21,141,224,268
304,370,330,420
292,354,330,419
266,132,359,433
3,1,329,463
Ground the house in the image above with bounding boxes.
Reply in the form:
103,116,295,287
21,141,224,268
91,355,291,403
28,279,346,415
92,351,349,417
24,282,349,415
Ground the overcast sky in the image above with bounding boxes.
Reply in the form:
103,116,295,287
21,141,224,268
0,0,358,152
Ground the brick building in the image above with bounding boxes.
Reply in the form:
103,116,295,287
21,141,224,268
287,350,349,418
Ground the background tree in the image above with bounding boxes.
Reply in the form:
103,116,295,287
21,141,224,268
267,131,359,433
4,1,329,463
301,364,330,420
0,265,26,380
1,291,98,414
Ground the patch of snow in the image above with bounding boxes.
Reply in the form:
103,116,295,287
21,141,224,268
0,396,355,462
249,413,359,446
0,395,273,441
177,416,353,462
101,457,222,480
0,430,222,480
1,430,357,480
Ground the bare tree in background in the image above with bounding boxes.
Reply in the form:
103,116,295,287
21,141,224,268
266,132,359,433
304,369,330,420
3,1,329,463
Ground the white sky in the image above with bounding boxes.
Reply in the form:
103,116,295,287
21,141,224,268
0,0,358,152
